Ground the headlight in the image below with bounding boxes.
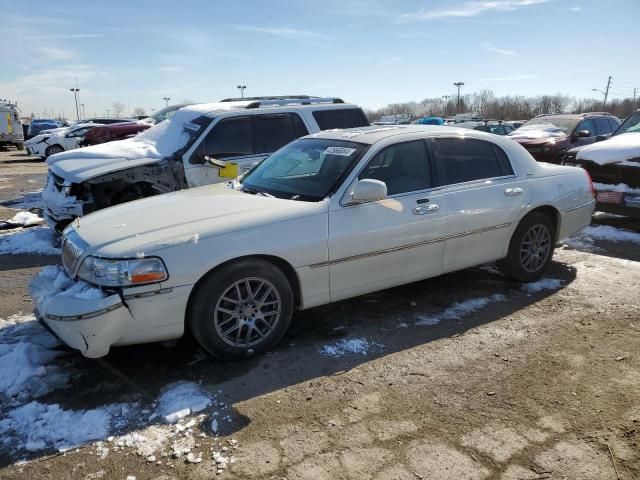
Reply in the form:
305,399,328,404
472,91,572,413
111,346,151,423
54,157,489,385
77,256,168,287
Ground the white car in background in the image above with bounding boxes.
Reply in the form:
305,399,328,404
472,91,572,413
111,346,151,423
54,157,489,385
27,123,99,160
31,126,595,360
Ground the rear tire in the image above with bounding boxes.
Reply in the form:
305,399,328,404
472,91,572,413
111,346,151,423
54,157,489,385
498,212,555,282
187,259,294,360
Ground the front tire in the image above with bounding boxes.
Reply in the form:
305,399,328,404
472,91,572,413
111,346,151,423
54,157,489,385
499,212,555,282
187,259,294,360
45,144,64,158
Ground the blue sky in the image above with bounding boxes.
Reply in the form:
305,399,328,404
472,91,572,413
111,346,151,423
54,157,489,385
1,0,639,118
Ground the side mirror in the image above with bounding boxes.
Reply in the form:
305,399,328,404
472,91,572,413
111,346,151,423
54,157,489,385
595,134,607,142
204,155,227,169
576,130,591,138
351,179,387,203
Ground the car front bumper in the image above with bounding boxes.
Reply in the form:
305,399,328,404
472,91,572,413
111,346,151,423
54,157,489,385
30,266,191,358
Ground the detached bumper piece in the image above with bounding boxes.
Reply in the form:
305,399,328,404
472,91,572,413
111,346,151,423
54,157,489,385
29,266,133,358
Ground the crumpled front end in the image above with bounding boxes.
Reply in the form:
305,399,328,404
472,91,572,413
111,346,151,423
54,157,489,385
42,173,85,230
29,265,132,358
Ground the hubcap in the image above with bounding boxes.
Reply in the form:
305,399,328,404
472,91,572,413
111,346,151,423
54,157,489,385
214,277,281,348
520,224,551,273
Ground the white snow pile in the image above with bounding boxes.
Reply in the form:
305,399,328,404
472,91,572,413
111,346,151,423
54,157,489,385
47,106,219,164
522,278,564,294
155,381,214,424
593,182,640,194
31,266,107,307
0,226,60,255
0,314,70,403
321,337,376,357
576,132,640,166
41,174,80,210
416,294,507,326
564,225,640,251
0,401,136,453
507,123,567,139
7,211,43,227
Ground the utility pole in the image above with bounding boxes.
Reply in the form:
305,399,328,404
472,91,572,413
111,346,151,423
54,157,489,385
634,87,638,108
237,85,247,99
602,76,612,109
80,104,85,120
442,95,450,117
454,82,464,114
70,86,80,121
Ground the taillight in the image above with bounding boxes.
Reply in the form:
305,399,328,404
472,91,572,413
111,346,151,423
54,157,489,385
584,169,596,198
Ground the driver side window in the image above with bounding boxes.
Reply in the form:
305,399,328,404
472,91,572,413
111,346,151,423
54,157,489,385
577,119,595,136
359,140,432,195
202,116,253,158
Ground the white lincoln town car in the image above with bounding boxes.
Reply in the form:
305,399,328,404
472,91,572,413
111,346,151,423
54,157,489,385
30,126,595,359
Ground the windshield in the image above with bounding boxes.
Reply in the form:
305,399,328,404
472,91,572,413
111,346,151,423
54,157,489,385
519,117,578,134
616,112,640,135
240,138,368,201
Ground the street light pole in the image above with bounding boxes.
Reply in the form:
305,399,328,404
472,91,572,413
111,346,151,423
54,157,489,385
163,97,170,107
80,103,85,120
106,109,110,118
453,82,464,114
237,85,247,99
69,88,80,121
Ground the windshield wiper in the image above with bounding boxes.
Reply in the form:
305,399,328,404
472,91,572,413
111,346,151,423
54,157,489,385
242,186,275,198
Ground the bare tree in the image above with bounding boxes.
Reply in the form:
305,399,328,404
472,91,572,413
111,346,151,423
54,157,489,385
132,107,146,117
111,101,126,118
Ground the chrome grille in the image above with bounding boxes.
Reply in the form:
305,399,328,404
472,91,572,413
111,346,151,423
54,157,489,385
61,231,86,275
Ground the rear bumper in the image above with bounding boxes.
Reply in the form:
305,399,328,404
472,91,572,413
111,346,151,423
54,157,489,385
558,199,596,240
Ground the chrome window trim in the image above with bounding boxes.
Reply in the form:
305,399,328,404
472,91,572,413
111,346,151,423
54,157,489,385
308,222,513,269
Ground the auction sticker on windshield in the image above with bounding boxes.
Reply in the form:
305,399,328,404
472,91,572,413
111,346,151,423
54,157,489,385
324,146,357,156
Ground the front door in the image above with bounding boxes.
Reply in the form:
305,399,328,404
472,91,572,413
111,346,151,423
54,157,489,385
328,139,447,302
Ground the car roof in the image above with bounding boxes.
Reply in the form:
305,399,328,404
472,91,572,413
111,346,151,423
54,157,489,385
181,98,360,117
308,125,495,145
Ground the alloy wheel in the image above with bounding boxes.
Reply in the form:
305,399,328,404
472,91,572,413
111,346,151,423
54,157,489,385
520,224,551,272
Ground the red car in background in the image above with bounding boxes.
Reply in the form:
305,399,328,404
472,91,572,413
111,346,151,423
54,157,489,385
79,122,150,147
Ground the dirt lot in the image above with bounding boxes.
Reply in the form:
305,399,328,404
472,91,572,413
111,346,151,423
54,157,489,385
0,147,639,480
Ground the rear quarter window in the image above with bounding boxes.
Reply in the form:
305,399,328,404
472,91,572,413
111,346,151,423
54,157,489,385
312,108,370,130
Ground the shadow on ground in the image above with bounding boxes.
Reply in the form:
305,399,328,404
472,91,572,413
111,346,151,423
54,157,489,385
0,260,577,466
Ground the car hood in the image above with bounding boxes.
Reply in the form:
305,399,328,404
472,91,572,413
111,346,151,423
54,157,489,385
67,183,327,256
507,125,568,143
48,154,162,182
576,132,640,166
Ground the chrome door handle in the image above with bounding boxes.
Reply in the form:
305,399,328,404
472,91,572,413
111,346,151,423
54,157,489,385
504,187,524,196
413,204,439,215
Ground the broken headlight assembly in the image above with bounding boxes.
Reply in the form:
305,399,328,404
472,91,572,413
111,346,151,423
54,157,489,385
77,256,168,287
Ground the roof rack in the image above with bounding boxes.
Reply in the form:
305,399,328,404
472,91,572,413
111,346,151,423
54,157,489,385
245,97,345,109
220,95,320,102
580,111,612,117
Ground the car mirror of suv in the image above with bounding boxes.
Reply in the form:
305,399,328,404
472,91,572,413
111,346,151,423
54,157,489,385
595,134,607,142
575,130,591,138
204,155,227,169
351,179,387,204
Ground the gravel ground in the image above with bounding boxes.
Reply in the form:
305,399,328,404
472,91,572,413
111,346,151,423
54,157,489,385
0,147,639,480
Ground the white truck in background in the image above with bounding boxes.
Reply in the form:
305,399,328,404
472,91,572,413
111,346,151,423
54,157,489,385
0,101,24,150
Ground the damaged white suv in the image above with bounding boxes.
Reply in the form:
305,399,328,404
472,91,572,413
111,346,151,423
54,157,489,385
31,126,595,360
43,97,369,231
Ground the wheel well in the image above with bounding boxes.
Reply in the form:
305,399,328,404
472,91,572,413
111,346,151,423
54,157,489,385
46,144,63,154
188,255,302,310
526,206,560,240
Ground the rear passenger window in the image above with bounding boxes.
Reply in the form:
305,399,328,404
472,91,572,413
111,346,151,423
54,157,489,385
433,138,513,186
359,140,432,195
203,116,253,158
594,118,612,136
254,113,308,154
312,108,370,130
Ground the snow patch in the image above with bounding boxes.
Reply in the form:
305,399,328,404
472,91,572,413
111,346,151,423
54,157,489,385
580,225,640,243
416,294,507,326
8,211,43,227
522,278,564,294
593,182,640,194
155,382,214,424
576,132,640,166
0,314,70,402
0,226,60,255
321,337,375,357
0,190,43,210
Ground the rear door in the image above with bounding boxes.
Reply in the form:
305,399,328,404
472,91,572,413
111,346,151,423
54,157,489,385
594,118,614,139
429,137,529,272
